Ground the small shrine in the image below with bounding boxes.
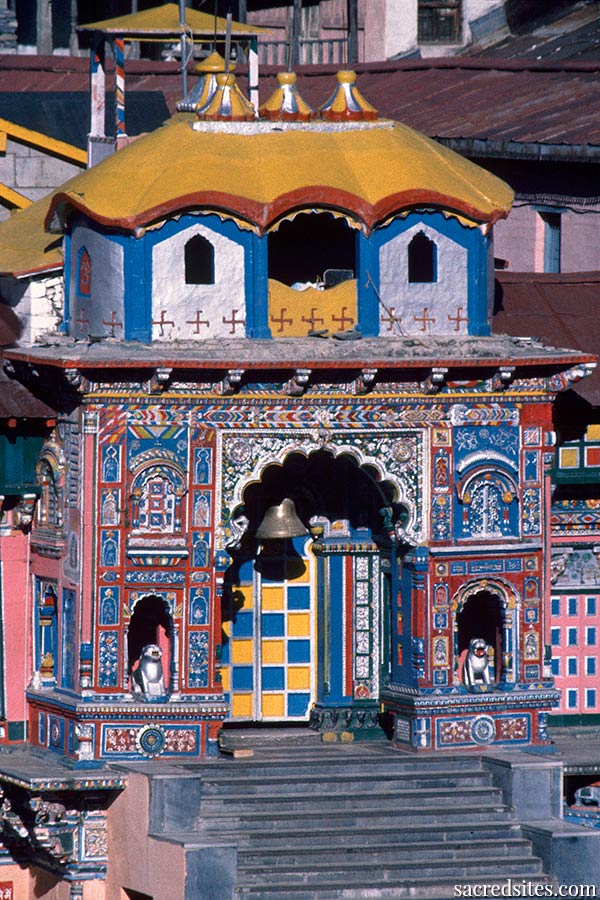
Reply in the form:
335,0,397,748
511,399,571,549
1,67,594,769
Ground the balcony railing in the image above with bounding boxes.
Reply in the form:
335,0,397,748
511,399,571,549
258,37,349,67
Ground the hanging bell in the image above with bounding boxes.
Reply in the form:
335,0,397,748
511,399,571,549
255,498,308,540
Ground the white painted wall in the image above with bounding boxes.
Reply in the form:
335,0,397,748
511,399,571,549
0,272,63,343
69,226,124,339
151,222,246,341
364,0,417,61
463,0,505,41
379,222,468,335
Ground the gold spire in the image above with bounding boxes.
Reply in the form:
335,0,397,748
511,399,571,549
199,72,256,122
320,70,378,122
260,72,314,122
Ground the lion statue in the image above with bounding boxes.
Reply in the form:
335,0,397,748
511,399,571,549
463,637,492,690
131,644,167,700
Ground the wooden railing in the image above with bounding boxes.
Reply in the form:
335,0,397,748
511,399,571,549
258,37,349,67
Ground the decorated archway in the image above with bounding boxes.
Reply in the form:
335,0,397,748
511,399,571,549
218,443,412,728
451,578,520,687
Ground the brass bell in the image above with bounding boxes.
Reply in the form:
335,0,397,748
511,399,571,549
255,498,308,540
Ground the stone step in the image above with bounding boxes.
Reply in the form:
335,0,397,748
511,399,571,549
200,768,492,795
237,836,535,868
238,855,544,885
219,726,325,748
235,874,556,900
197,801,513,832
221,820,524,849
204,752,487,779
201,784,503,814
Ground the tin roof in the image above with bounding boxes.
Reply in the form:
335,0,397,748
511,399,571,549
463,1,600,62
0,307,57,418
0,56,597,159
493,270,600,404
0,368,56,419
0,304,22,346
276,60,600,161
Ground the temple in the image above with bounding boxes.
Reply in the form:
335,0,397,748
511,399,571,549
0,58,597,897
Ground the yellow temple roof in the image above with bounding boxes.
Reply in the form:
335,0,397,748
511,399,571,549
0,194,63,277
78,3,268,38
46,118,513,235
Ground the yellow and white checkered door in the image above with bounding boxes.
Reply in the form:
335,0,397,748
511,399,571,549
221,537,315,721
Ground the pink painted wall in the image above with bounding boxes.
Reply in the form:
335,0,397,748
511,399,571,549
105,773,186,900
493,205,536,271
562,210,600,272
494,205,600,274
551,592,600,715
0,530,30,730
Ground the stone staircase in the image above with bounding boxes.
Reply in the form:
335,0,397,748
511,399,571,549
145,734,556,900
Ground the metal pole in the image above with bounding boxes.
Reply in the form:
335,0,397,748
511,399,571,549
225,12,232,73
347,0,358,64
292,0,301,68
179,0,188,99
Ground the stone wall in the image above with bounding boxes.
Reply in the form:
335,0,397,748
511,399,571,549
0,137,82,222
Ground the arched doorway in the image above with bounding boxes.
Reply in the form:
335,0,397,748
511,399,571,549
220,450,400,724
127,594,173,693
456,590,504,684
268,212,356,286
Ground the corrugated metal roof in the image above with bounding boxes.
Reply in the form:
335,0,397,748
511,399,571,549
0,304,22,346
493,271,600,404
281,62,600,153
0,368,56,419
0,309,55,420
463,2,600,62
0,56,598,154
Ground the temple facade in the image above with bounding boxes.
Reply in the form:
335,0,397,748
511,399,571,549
0,69,593,771
0,59,596,899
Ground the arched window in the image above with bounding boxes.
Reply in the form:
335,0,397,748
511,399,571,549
408,232,436,283
131,462,185,534
456,466,518,539
78,247,92,296
185,234,215,285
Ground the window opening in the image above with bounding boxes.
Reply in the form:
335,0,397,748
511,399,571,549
540,211,561,274
78,247,91,296
185,234,215,285
268,213,356,288
418,0,461,43
408,231,436,283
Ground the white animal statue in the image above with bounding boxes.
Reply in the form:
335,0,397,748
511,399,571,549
131,644,166,699
463,637,492,690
